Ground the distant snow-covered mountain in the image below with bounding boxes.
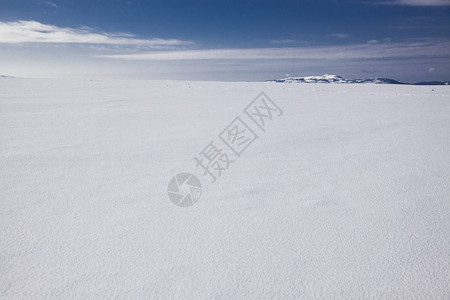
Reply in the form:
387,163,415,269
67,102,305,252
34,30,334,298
270,74,449,85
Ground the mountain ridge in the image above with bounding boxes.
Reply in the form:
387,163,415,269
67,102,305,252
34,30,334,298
270,74,449,85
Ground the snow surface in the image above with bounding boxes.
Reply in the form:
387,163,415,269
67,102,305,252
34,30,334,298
1,78,450,299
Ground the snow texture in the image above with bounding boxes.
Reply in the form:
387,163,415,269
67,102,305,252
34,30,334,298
1,78,450,299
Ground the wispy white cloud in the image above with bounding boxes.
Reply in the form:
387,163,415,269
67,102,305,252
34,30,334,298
329,33,350,39
368,0,450,5
367,38,392,44
43,1,58,8
0,20,193,48
100,38,450,60
270,39,296,44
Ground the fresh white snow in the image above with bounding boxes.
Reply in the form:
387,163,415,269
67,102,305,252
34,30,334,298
1,78,450,299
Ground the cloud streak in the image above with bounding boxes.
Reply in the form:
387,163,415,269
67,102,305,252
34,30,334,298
369,0,450,5
270,39,296,44
329,33,350,39
100,39,450,61
0,20,193,48
43,1,57,8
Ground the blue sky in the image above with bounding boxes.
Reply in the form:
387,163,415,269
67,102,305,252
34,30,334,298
0,0,449,81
